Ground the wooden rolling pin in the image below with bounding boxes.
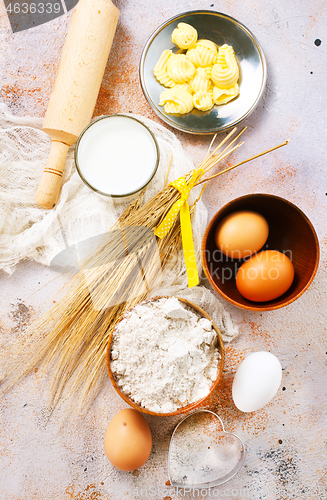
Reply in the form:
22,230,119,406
35,0,119,209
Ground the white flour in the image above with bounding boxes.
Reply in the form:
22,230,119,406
111,297,220,413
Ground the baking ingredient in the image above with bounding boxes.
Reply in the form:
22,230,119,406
211,44,239,89
76,116,158,196
236,250,294,302
215,211,269,259
104,409,152,471
193,90,214,111
213,83,240,105
167,54,196,83
110,297,220,413
186,39,217,67
172,22,198,49
190,67,212,93
153,22,240,115
159,85,194,114
153,49,176,87
232,351,282,412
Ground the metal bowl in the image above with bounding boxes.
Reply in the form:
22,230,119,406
140,10,267,135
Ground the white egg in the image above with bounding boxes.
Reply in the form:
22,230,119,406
232,352,282,412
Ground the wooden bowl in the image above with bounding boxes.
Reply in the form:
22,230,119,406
106,297,225,417
202,194,320,311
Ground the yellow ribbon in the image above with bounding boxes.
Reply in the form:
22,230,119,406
154,168,204,288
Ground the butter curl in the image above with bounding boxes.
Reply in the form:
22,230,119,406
193,90,214,111
153,49,176,87
211,44,239,89
167,54,196,84
190,67,212,93
186,39,218,68
172,22,198,49
159,86,194,114
213,83,239,105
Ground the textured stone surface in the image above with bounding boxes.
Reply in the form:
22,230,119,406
1,0,327,499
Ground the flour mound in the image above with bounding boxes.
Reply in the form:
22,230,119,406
111,297,220,413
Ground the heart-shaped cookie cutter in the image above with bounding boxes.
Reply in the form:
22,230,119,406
168,410,245,489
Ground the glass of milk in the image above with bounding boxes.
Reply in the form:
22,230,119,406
75,115,160,200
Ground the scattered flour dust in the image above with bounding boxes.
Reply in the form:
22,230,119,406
111,297,220,413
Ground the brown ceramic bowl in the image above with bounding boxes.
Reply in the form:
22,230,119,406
106,297,225,417
202,194,320,311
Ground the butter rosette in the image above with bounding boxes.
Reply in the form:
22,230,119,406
213,83,239,105
195,39,218,54
153,49,176,87
186,39,218,68
171,22,198,49
159,85,194,114
189,67,212,93
211,44,239,89
193,90,214,111
167,54,196,84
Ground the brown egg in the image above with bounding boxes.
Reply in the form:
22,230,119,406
236,250,295,302
215,210,269,259
104,409,152,471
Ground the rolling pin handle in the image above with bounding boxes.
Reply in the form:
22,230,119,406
35,141,70,209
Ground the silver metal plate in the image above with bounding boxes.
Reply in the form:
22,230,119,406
140,10,267,135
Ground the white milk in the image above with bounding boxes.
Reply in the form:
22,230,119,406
76,116,158,196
